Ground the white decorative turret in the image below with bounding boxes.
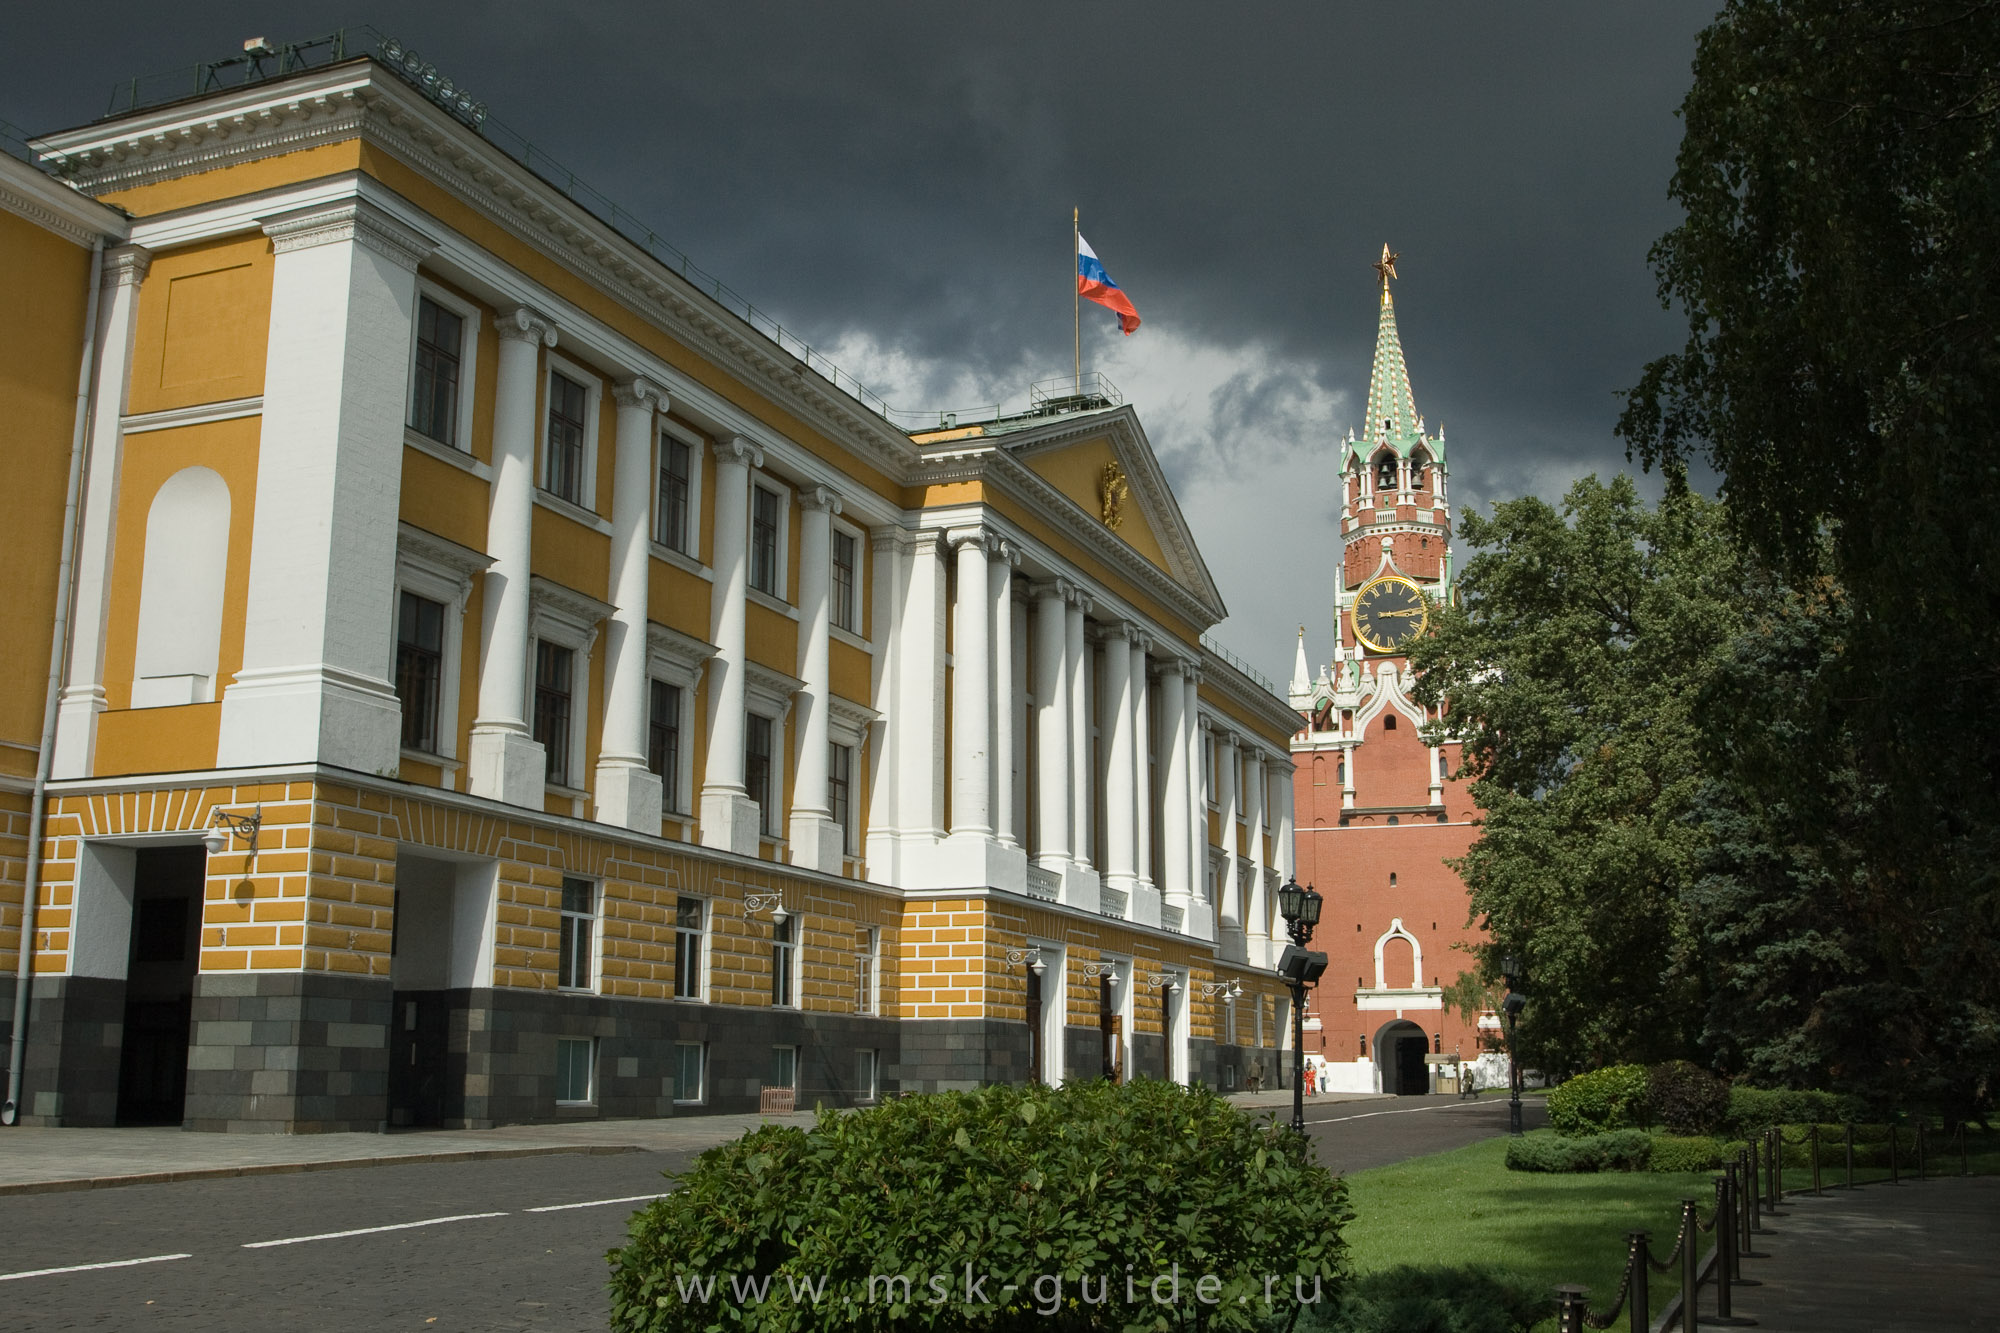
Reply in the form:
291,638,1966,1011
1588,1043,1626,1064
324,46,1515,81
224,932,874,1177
1288,625,1312,707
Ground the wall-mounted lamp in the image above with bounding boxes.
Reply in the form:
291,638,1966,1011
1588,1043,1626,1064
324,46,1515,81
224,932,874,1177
1006,946,1046,976
203,806,262,857
1079,961,1120,987
1146,973,1182,994
1199,979,1243,1000
743,892,787,925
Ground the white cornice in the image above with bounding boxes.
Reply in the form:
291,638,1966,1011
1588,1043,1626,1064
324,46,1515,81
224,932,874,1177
1197,651,1304,748
0,155,126,247
123,396,262,435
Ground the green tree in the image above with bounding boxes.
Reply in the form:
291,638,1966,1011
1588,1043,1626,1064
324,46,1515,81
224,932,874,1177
1619,0,2000,1115
1410,476,1743,1076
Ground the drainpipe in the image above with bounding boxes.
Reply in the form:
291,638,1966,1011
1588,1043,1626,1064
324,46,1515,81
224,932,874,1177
4,235,105,1126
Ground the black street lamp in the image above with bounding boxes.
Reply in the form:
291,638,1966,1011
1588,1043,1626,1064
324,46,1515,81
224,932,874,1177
1500,954,1527,1136
1276,878,1326,1135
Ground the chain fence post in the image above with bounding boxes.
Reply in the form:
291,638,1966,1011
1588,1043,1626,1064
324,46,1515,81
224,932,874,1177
1628,1230,1650,1333
1681,1199,1700,1333
1713,1175,1738,1320
1767,1126,1781,1206
1555,1283,1588,1333
1810,1122,1822,1195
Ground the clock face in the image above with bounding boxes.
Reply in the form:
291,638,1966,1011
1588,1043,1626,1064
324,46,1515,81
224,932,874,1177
1352,575,1429,653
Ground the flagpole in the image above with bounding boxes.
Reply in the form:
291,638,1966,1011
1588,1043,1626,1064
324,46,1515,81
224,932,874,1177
1073,207,1081,399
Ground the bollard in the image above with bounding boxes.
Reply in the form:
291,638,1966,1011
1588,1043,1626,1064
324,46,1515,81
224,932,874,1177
1889,1122,1900,1185
1627,1230,1651,1333
1962,1121,1971,1178
1844,1121,1855,1189
1738,1150,1756,1243
1917,1120,1926,1181
1555,1283,1589,1333
1681,1200,1701,1333
1767,1127,1781,1206
1810,1122,1822,1195
1715,1175,1737,1316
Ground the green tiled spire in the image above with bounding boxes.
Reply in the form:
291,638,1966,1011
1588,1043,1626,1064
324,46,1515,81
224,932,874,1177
1361,244,1421,454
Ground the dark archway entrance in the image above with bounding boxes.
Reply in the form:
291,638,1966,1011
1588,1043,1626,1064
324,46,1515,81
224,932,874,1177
1373,1019,1432,1096
116,846,203,1125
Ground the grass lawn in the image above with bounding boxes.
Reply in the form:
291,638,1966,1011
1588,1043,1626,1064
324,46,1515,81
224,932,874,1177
1340,1136,1715,1328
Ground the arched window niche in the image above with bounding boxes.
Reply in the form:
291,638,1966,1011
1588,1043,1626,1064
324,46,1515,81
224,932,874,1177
130,466,230,708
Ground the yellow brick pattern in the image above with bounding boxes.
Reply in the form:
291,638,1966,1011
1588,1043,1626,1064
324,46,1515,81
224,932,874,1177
0,787,30,972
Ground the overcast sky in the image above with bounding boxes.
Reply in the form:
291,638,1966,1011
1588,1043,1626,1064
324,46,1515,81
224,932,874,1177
5,3,1720,689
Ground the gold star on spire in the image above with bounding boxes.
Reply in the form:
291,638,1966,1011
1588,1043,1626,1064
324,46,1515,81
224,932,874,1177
1374,244,1400,298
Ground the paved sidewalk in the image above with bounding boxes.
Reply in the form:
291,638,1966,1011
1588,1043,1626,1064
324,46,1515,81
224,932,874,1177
0,1087,1371,1195
1721,1175,2000,1333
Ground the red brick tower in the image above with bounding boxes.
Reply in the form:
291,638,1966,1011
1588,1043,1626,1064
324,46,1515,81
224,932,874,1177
1287,248,1492,1095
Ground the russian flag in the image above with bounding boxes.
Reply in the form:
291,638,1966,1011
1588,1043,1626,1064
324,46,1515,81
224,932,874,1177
1078,235,1142,335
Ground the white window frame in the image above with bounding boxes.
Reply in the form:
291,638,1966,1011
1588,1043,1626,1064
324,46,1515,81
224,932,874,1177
826,695,880,858
771,1043,799,1091
855,925,880,1014
672,1040,706,1104
392,524,490,775
555,1036,596,1105
405,280,481,456
652,420,706,562
557,875,599,993
540,351,604,514
828,515,865,638
673,895,707,1002
771,916,799,1009
746,474,791,604
743,661,804,842
529,576,613,795
646,621,716,820
855,1048,878,1103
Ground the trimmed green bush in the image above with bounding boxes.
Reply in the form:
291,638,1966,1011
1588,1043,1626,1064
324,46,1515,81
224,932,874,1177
1547,1065,1650,1136
1307,1265,1544,1333
608,1079,1350,1331
1647,1062,1730,1136
1726,1086,1858,1135
1647,1134,1732,1173
1505,1129,1652,1173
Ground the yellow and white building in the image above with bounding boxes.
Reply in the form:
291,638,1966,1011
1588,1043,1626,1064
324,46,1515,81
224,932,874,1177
0,41,1302,1132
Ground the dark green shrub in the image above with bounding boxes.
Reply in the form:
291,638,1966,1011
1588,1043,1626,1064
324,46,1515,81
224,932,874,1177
1505,1129,1652,1173
608,1079,1349,1331
1647,1134,1730,1173
1307,1265,1544,1333
1547,1065,1650,1136
1726,1086,1859,1135
1647,1062,1730,1136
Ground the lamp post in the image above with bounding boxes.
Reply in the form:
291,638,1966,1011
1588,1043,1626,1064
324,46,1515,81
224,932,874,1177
1500,954,1527,1136
1276,877,1325,1135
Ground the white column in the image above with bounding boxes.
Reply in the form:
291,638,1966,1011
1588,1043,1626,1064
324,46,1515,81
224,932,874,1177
1066,590,1094,870
866,528,948,883
701,436,764,853
989,542,1020,846
1099,623,1136,902
1244,749,1270,966
1129,635,1159,925
1157,660,1191,922
789,486,844,870
1341,739,1357,810
949,529,993,837
466,306,555,806
1428,741,1445,807
1216,729,1244,960
1270,756,1296,968
1188,690,1211,938
52,244,150,779
1031,581,1072,867
1010,584,1030,849
218,202,435,775
595,377,667,832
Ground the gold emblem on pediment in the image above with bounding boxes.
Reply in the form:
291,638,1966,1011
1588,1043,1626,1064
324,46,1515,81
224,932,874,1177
1099,461,1130,530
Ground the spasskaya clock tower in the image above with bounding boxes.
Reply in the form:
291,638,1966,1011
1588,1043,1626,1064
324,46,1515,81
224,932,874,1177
1286,248,1490,1097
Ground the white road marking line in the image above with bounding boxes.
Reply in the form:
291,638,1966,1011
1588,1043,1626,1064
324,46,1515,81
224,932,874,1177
243,1212,509,1248
525,1193,666,1213
1308,1100,1502,1124
0,1253,192,1282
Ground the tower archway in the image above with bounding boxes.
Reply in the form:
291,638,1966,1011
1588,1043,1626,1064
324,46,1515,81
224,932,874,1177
1371,1018,1431,1096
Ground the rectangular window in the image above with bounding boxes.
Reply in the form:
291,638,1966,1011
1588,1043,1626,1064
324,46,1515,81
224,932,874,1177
558,876,594,991
770,1044,798,1091
649,680,683,811
772,915,796,1008
746,713,775,835
534,640,574,786
828,742,853,855
749,485,780,594
855,925,879,1015
555,1037,594,1104
410,296,463,445
546,371,589,504
396,591,445,753
830,529,857,631
656,435,691,553
674,897,704,1001
856,1049,878,1103
673,1042,705,1103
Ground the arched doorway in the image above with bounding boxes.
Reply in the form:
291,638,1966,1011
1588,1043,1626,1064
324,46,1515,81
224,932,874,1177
1373,1019,1431,1096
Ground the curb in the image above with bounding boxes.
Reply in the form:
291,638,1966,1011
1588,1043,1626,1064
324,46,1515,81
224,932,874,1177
0,1142,644,1197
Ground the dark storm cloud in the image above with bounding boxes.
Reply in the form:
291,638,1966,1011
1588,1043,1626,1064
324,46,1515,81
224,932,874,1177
4,2,1720,680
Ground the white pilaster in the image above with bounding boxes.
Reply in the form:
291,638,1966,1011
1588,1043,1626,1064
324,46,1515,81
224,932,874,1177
1099,622,1138,909
789,486,845,870
701,435,764,853
1216,729,1244,961
467,305,555,806
1031,581,1072,868
1245,748,1270,966
53,244,150,778
594,377,667,832
1157,660,1191,922
948,529,993,837
1063,588,1100,908
1341,740,1357,810
218,202,435,775
1128,634,1159,926
989,542,1021,847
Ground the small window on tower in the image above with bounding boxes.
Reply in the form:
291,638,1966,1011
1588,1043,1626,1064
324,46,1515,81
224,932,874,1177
1384,715,1398,731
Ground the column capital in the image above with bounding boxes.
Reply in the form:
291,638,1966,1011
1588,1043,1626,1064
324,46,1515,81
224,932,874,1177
102,243,152,288
945,524,994,552
715,434,764,469
1031,576,1075,604
1064,583,1095,614
1128,629,1154,655
1217,728,1242,753
262,200,438,271
995,538,1023,568
612,376,667,413
1091,620,1137,647
497,305,559,348
799,484,843,516
1148,653,1194,682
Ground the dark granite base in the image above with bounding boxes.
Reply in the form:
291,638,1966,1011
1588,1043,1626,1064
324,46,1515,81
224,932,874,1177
184,972,393,1134
893,1018,1030,1093
8,976,128,1126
